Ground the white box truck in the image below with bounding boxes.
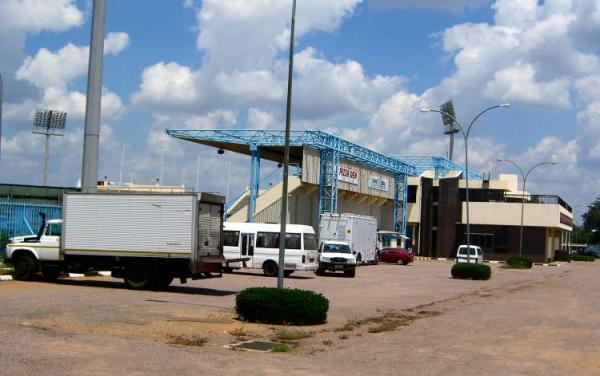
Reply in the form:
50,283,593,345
319,213,378,264
4,192,225,289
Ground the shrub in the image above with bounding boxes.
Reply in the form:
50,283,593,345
570,255,596,262
506,257,534,269
236,287,329,325
451,263,491,280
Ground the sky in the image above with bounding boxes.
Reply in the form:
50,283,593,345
0,0,599,221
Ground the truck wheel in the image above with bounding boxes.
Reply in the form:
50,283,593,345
262,261,278,277
13,253,38,281
315,267,325,276
284,270,294,277
345,269,356,278
124,262,154,290
156,274,173,290
41,265,61,281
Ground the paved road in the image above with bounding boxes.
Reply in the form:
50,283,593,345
0,261,598,375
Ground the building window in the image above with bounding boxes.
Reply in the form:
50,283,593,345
407,185,417,203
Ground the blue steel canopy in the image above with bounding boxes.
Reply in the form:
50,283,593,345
395,156,481,179
167,129,419,175
167,129,479,178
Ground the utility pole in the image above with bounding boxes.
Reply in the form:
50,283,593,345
81,0,105,193
277,0,297,289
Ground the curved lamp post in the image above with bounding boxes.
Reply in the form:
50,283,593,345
421,104,510,262
496,159,557,257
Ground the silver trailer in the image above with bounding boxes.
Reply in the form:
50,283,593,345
319,213,378,264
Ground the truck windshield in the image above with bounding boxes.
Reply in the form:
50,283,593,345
45,224,62,236
323,244,351,254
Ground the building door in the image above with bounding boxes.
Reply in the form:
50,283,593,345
241,233,255,267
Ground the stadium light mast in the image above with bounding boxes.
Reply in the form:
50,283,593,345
439,100,460,161
277,0,297,289
33,109,67,186
421,103,510,262
81,0,106,193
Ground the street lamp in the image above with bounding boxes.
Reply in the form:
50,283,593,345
496,159,557,257
421,103,510,262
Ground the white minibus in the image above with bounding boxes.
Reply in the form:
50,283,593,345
223,222,319,277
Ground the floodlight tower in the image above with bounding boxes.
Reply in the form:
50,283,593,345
33,108,67,186
440,100,460,161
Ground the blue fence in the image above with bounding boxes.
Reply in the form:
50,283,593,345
0,201,62,240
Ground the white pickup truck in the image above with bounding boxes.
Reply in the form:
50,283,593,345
315,240,356,278
4,192,225,289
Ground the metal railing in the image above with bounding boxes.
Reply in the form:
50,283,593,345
504,194,572,212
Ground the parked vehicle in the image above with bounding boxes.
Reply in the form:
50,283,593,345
378,247,414,265
455,245,483,264
319,213,378,264
316,240,356,277
222,222,319,277
4,192,225,289
377,231,410,251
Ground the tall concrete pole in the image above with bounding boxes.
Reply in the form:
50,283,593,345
43,134,50,185
277,0,296,289
81,0,105,193
0,73,3,162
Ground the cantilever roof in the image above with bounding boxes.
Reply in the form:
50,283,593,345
167,129,480,178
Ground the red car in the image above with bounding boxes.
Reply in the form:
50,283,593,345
378,247,414,265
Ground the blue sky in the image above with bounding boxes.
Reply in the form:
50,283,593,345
1,0,599,216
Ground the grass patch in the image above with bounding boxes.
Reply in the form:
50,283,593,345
505,257,534,269
333,319,361,332
167,335,207,347
229,327,259,340
570,255,596,262
274,327,313,341
366,310,441,334
271,343,291,353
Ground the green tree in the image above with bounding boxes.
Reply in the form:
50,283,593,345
583,196,600,245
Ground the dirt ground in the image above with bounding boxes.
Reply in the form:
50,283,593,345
1,261,599,375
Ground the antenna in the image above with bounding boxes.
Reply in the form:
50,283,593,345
32,108,67,186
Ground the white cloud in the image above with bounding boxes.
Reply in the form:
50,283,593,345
16,33,132,90
484,63,571,108
104,32,130,55
247,108,277,129
0,0,84,34
131,62,201,111
215,70,284,102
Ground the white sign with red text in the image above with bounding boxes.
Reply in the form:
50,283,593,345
338,166,359,185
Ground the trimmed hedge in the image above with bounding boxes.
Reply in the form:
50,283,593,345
451,263,491,280
570,255,596,262
506,257,534,269
236,287,329,325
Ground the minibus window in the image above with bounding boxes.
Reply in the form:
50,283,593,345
303,233,318,250
285,233,301,249
223,231,240,247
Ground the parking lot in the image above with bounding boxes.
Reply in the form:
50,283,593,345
1,260,599,375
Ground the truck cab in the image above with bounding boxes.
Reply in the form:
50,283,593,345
5,217,63,281
316,240,356,278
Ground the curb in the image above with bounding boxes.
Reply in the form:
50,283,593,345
0,275,13,281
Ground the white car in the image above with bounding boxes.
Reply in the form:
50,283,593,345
316,241,356,277
455,245,483,264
